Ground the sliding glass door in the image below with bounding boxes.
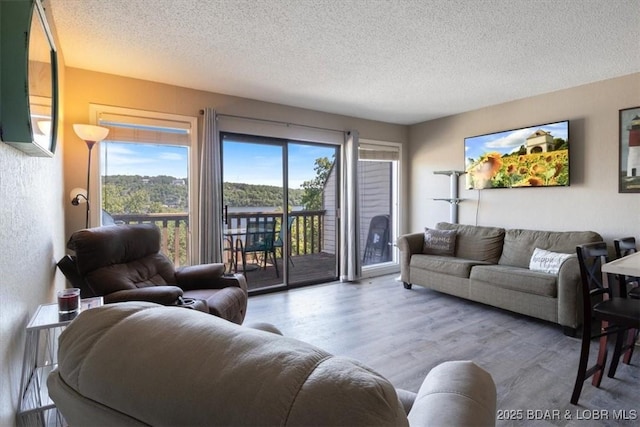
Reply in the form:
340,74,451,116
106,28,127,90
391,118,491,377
221,135,284,289
221,133,338,293
286,142,339,286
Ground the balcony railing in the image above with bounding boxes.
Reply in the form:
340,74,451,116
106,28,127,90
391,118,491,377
111,210,326,267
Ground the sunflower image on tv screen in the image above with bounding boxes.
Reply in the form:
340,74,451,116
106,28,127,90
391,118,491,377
465,120,570,189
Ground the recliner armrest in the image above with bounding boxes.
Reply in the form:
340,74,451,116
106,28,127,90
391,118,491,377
407,360,496,427
104,286,183,305
175,263,237,291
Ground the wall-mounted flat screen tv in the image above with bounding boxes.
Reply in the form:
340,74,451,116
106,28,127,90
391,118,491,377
465,120,569,189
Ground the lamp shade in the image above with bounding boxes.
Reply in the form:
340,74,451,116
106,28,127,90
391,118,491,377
73,124,109,142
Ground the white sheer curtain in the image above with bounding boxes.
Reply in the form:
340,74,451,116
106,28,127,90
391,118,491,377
340,130,361,281
199,108,223,264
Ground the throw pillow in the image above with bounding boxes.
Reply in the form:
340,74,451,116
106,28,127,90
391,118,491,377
423,228,457,255
529,248,574,274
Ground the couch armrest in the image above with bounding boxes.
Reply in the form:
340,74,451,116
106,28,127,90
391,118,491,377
556,256,582,330
217,273,248,293
407,361,496,427
104,286,183,305
174,263,227,291
396,233,424,283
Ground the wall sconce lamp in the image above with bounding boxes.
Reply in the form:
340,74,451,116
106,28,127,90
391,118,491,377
70,187,88,206
37,120,52,136
33,120,53,148
72,124,109,228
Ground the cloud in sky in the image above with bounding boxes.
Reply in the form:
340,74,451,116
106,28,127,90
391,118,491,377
483,128,532,151
100,142,188,178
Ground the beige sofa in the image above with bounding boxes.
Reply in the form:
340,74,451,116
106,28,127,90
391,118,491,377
48,302,497,426
397,222,602,336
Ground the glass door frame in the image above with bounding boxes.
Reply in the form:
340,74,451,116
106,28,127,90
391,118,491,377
358,138,402,278
220,131,340,293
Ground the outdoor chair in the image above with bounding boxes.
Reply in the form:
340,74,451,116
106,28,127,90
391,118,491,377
61,223,248,324
236,219,278,277
571,242,640,405
363,215,391,265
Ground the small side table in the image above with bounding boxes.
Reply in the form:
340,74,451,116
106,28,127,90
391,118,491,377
17,297,103,427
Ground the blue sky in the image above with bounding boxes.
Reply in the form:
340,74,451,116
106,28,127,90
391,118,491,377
101,141,336,188
223,141,336,188
101,143,189,178
464,121,569,164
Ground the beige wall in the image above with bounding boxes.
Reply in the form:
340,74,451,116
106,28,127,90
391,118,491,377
0,9,67,426
408,73,640,242
63,68,409,238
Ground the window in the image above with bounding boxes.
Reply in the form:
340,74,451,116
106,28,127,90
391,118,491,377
90,105,198,265
358,140,400,273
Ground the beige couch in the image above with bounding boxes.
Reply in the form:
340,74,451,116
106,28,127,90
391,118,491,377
48,302,497,426
397,222,602,336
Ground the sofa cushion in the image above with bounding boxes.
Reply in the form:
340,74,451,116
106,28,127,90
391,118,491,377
436,222,505,263
470,265,557,298
529,248,575,274
423,228,457,255
499,229,602,268
411,254,489,279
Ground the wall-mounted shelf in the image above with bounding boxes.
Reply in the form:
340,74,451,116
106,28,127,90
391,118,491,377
433,198,464,204
433,170,466,223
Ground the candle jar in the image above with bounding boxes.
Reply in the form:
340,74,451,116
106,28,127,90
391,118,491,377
57,288,81,315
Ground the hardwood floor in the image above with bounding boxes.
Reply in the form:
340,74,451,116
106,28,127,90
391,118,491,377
244,274,639,426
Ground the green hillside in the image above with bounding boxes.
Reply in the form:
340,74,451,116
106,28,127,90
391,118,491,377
101,175,304,214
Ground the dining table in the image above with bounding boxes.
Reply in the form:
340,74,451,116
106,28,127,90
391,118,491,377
601,251,640,277
223,226,268,273
223,227,246,273
601,250,640,297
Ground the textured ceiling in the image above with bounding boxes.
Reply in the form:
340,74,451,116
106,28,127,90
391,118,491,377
49,0,640,125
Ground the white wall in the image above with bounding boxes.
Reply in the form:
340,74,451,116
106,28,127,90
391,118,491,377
0,142,66,425
408,73,640,242
0,6,67,422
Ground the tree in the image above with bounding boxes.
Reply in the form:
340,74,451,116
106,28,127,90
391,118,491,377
553,138,568,151
300,156,333,210
102,183,125,214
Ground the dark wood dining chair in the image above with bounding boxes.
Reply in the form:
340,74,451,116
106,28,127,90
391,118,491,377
571,242,640,405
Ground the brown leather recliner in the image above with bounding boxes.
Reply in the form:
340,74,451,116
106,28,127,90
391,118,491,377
64,223,248,324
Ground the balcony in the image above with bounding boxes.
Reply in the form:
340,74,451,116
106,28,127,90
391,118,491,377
110,210,337,291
